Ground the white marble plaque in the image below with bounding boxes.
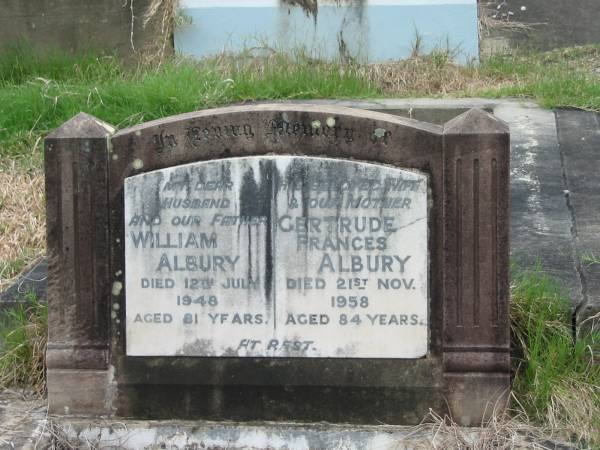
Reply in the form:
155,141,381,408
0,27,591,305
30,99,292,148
124,156,428,358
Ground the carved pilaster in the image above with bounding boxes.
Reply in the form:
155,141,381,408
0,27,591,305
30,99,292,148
44,112,115,414
442,109,511,425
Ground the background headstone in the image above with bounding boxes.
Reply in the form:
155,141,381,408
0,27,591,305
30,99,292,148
176,0,479,63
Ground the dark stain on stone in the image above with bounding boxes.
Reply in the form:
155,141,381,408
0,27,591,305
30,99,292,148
166,167,192,200
281,0,319,24
219,160,233,187
260,160,279,311
222,347,240,357
239,167,261,217
300,166,310,220
176,338,216,356
285,159,311,219
247,223,253,283
281,0,366,26
239,160,280,309
139,172,164,224
240,168,260,290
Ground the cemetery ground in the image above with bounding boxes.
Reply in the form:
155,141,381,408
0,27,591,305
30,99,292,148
0,45,599,447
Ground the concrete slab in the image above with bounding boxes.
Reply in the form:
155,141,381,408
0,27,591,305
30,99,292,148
40,415,576,449
494,103,582,308
556,110,600,331
479,0,600,54
0,388,576,449
0,390,46,449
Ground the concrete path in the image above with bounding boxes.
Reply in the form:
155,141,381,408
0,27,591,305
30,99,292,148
1,99,598,330
556,110,600,329
0,390,46,449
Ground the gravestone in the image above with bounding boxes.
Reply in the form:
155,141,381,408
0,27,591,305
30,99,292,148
175,0,480,63
45,104,510,426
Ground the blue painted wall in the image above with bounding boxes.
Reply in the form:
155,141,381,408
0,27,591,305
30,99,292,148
175,1,478,63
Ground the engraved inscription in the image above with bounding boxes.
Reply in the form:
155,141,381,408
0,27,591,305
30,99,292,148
185,124,255,146
124,156,428,358
265,119,354,143
152,130,178,152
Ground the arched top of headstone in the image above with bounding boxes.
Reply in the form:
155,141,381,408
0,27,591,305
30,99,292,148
108,103,446,184
113,103,443,139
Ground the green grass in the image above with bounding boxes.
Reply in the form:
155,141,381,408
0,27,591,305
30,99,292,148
0,294,47,396
510,267,600,446
0,46,379,166
477,46,600,110
581,251,600,268
0,44,123,86
0,252,36,286
479,64,600,111
1,44,599,168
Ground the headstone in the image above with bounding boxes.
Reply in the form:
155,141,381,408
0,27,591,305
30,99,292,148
45,104,510,426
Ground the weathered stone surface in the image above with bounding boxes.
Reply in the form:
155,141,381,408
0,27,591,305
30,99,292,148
495,103,582,308
38,417,578,449
556,110,600,332
2,407,577,450
47,369,115,416
106,104,447,424
300,99,585,324
479,0,600,55
32,99,594,330
124,156,428,358
442,108,511,426
0,390,46,449
44,112,115,414
0,0,171,59
45,104,510,426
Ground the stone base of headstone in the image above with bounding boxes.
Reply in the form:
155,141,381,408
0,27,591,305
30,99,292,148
0,390,573,450
35,417,574,450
